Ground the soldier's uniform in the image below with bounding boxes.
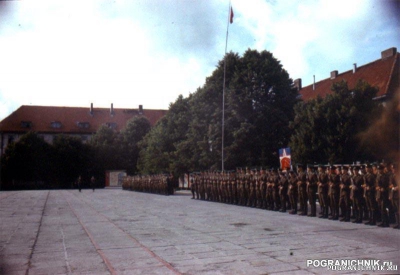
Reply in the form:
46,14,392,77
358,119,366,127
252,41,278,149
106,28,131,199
288,170,298,214
243,170,250,206
376,165,390,227
364,164,378,225
317,165,329,218
190,174,196,199
279,171,289,212
266,170,274,210
199,174,206,200
231,172,238,205
339,166,351,222
388,164,399,229
255,170,262,208
260,169,267,209
272,169,281,211
306,165,318,217
328,166,340,220
351,166,364,223
297,165,308,216
248,171,256,207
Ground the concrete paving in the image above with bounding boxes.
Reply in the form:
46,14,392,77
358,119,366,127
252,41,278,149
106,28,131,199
0,189,399,275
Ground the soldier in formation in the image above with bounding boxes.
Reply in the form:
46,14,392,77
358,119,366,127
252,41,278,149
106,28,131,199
188,163,399,229
122,173,175,195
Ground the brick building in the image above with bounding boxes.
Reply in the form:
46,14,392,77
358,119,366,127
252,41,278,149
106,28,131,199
294,47,399,104
0,104,167,156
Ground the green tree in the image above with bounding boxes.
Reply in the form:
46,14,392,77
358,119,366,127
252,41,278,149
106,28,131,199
120,116,151,175
138,95,191,175
138,49,298,173
89,125,122,182
1,132,52,189
289,80,380,164
52,135,93,188
224,50,297,168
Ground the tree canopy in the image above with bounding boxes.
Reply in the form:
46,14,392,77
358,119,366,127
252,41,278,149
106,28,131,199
138,49,298,174
289,80,381,164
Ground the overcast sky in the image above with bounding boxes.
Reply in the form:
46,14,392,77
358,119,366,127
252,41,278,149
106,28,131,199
0,0,399,120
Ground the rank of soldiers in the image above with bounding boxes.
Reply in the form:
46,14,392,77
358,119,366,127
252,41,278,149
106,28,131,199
189,163,399,229
122,174,175,195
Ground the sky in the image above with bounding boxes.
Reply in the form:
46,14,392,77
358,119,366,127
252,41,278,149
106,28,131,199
0,0,399,120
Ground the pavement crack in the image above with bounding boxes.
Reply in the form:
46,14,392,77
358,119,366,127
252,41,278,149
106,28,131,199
25,190,50,275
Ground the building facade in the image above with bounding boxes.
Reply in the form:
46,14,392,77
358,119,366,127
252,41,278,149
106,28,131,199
0,104,167,155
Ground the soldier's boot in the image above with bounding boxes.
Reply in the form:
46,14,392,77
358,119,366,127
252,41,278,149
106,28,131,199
289,203,297,214
340,206,347,221
393,213,400,229
323,207,329,218
353,208,362,223
376,210,382,223
363,207,369,220
388,205,396,224
350,207,360,220
319,206,325,218
344,209,351,222
364,211,372,224
309,204,316,217
287,201,292,211
369,212,376,225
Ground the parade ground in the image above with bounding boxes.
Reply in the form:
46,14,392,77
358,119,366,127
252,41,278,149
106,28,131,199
0,189,399,275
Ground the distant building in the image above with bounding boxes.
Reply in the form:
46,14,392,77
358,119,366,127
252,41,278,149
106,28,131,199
294,47,399,104
0,104,167,155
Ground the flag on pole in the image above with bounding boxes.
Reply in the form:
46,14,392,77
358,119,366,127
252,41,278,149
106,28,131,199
279,148,291,170
230,7,234,24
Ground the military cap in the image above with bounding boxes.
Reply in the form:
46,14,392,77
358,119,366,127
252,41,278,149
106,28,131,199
353,165,360,170
329,165,337,170
342,165,349,170
378,164,385,170
366,164,372,168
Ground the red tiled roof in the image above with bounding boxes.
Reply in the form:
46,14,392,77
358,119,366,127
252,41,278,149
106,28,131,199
300,52,399,101
0,105,167,134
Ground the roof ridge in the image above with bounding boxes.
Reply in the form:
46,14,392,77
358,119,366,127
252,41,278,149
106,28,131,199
303,54,397,88
383,52,399,96
19,105,167,111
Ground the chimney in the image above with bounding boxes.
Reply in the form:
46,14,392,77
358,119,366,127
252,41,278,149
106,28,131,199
313,75,315,91
110,103,114,116
330,70,338,79
294,78,302,91
139,105,143,114
90,103,93,115
381,47,397,59
353,63,357,73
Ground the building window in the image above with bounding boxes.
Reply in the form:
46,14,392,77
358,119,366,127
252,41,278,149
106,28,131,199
106,122,117,129
20,121,32,128
81,135,89,142
77,122,90,129
8,135,15,144
51,121,62,129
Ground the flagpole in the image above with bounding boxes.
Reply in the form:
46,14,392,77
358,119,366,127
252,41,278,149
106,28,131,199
222,1,232,171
